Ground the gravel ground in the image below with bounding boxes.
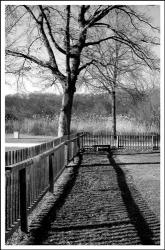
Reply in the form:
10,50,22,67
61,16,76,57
6,151,160,246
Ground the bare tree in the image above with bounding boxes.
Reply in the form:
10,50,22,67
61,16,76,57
5,5,160,136
79,9,159,136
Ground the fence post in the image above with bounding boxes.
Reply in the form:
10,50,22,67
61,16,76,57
19,167,28,233
77,133,80,152
71,140,74,160
116,135,119,149
152,135,156,150
65,141,69,166
49,153,54,193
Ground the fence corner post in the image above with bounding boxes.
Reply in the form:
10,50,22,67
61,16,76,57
19,167,28,233
49,153,54,193
152,135,158,150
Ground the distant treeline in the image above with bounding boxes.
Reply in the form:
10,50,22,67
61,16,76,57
5,88,160,128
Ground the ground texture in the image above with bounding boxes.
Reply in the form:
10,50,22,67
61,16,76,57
18,151,160,246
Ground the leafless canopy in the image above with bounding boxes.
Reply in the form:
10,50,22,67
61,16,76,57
6,5,159,89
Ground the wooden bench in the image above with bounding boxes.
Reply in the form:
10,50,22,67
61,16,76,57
92,144,111,152
80,145,111,153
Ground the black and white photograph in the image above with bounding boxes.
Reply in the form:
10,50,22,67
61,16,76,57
1,1,164,249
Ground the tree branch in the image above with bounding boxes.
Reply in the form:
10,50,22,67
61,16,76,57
39,6,70,57
66,5,71,84
110,30,155,68
6,49,54,69
85,5,124,29
38,6,59,69
84,35,117,47
122,6,160,32
24,5,56,68
78,59,96,73
22,6,67,83
78,5,90,25
23,5,40,24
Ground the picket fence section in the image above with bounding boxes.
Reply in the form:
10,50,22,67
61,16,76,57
5,135,69,166
82,132,160,150
5,133,83,240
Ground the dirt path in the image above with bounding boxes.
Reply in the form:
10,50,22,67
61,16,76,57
23,152,160,245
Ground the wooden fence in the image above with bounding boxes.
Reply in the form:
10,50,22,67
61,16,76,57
5,131,160,240
5,135,69,166
82,132,160,150
5,133,83,240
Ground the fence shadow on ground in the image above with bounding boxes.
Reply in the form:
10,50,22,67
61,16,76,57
107,151,155,245
24,155,82,245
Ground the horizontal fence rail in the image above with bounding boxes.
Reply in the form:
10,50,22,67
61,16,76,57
5,133,83,240
82,132,160,150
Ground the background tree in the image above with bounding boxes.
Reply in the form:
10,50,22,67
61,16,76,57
79,9,159,136
5,5,160,136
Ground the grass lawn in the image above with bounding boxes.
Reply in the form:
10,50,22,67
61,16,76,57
113,151,160,220
5,133,56,143
5,134,57,151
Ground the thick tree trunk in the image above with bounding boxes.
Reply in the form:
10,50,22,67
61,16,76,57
58,6,73,137
58,5,87,137
58,89,74,137
112,89,117,138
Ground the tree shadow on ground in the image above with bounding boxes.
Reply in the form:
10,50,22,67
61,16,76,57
107,151,155,245
25,154,83,245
